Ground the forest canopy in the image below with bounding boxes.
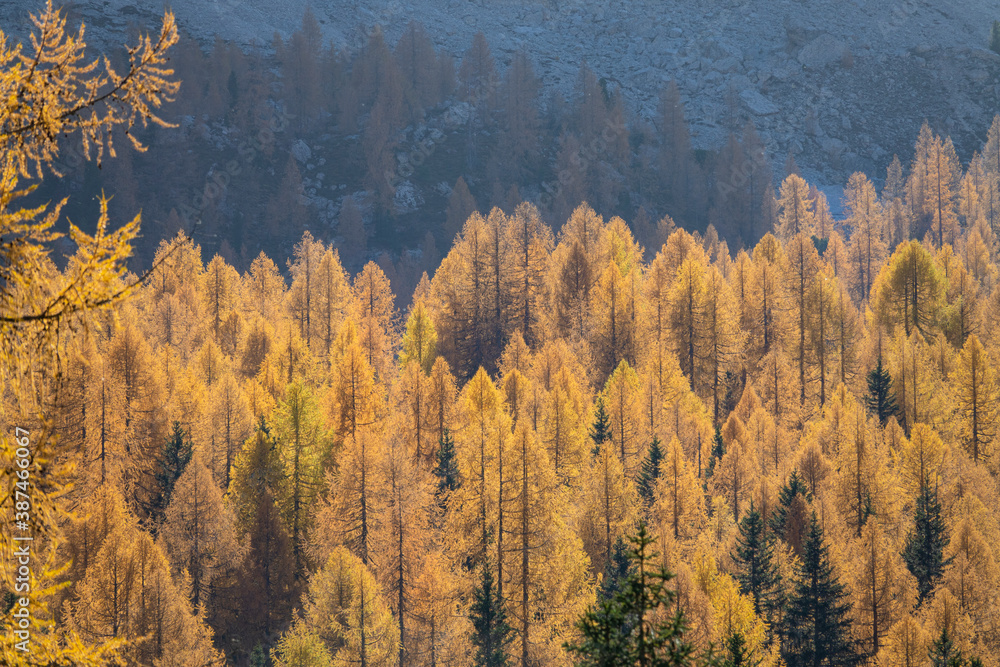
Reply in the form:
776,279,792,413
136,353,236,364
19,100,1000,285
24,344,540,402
2,4,1000,667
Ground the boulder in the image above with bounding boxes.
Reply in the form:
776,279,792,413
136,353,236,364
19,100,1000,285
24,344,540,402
797,34,848,69
291,139,311,163
740,88,779,115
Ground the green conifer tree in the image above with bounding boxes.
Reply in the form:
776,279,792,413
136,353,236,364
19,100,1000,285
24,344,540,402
707,425,725,477
732,502,782,622
769,470,811,537
433,428,461,507
470,562,514,667
590,397,612,455
902,477,952,606
864,358,900,427
721,632,761,667
636,437,664,509
147,421,194,529
600,537,634,601
566,523,696,667
929,625,962,667
783,514,861,667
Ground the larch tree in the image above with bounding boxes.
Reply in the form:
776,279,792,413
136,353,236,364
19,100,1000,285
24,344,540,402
652,436,704,540
69,494,221,666
376,416,436,667
748,234,788,364
445,176,478,242
504,202,553,346
843,172,886,302
712,437,754,524
951,333,999,464
202,254,241,342
872,240,945,337
578,441,640,576
783,232,821,406
775,174,816,241
668,255,708,399
892,423,946,499
658,80,696,221
540,365,588,486
877,615,930,667
493,50,540,185
586,257,631,377
274,380,329,576
227,422,298,648
506,421,593,667
941,517,999,639
400,299,438,374
849,520,915,660
447,368,513,582
547,204,605,342
833,394,889,538
314,423,386,569
287,230,326,351
160,451,243,608
275,547,399,667
108,310,167,510
914,131,961,248
354,260,399,380
394,20,441,122
701,264,742,423
244,250,287,323
207,371,251,490
329,320,388,446
602,360,643,477
314,246,353,363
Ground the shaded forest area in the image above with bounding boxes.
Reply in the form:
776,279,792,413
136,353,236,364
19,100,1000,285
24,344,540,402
5,4,1000,667
40,7,788,299
43,119,1000,664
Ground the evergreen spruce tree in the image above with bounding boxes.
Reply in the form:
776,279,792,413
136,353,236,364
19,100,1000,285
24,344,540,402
470,562,514,667
591,536,638,645
707,425,725,477
732,502,782,621
722,632,760,667
147,421,194,529
783,513,861,667
903,477,952,606
600,536,634,601
864,358,900,426
566,523,695,667
929,625,961,667
248,643,267,667
433,428,461,507
636,437,664,509
590,397,612,456
769,470,811,537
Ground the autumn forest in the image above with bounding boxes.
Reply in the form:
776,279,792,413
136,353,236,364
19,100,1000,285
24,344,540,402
2,4,1000,667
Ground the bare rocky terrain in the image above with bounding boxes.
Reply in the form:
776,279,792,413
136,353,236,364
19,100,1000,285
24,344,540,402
3,0,999,185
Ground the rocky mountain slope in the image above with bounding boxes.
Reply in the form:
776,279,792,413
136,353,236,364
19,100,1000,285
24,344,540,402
3,0,999,184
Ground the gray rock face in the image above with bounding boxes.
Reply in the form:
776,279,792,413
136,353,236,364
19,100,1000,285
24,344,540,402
740,89,780,116
4,0,996,182
291,140,311,164
797,34,848,69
